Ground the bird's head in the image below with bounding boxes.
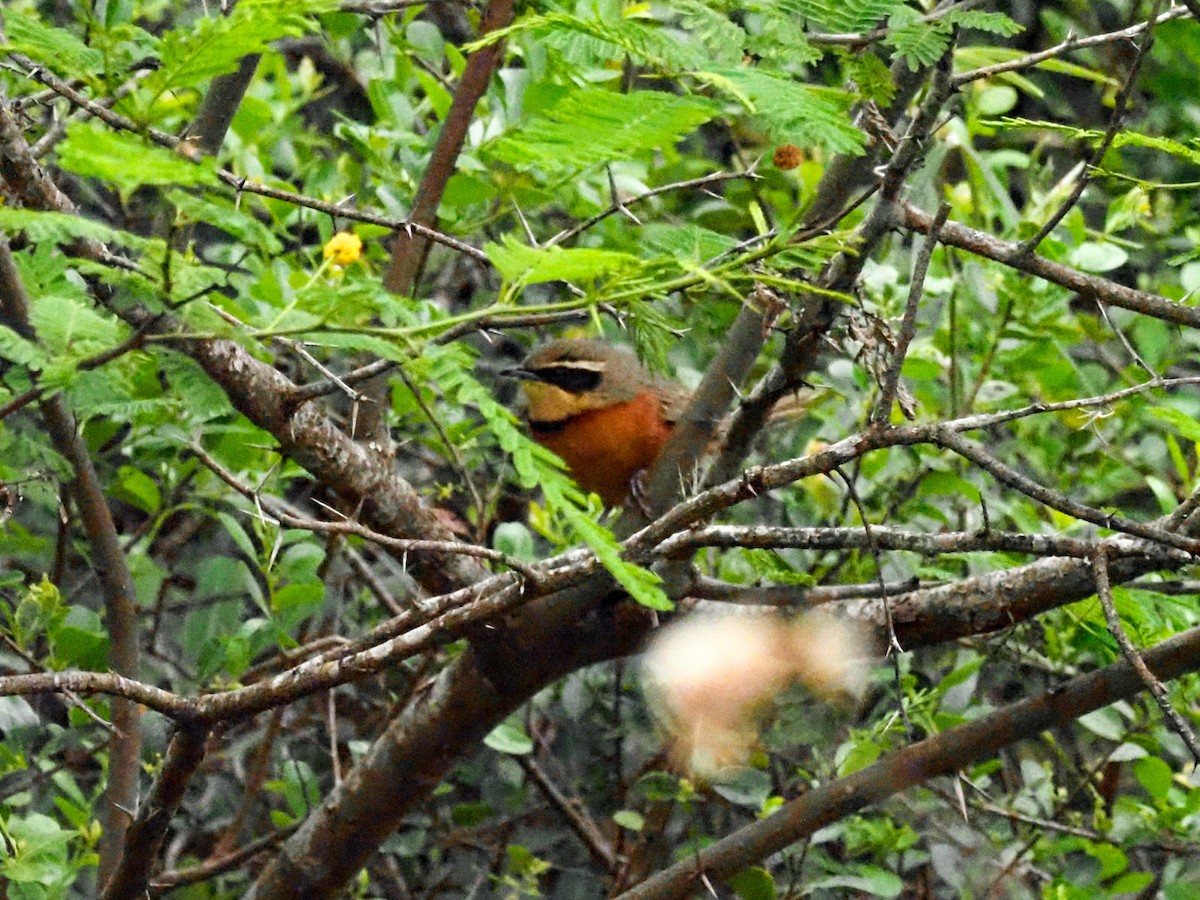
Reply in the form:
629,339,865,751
503,339,647,423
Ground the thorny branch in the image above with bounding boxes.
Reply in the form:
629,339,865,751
1091,546,1200,764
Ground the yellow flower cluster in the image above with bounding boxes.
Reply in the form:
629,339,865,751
322,231,362,266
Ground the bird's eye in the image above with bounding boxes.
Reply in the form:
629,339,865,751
535,366,603,393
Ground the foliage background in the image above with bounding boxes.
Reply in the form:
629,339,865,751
2,0,1200,897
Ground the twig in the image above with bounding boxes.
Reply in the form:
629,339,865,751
872,200,950,424
902,201,1200,330
5,57,490,265
327,690,343,785
0,235,143,886
934,428,1200,557
1091,546,1200,764
100,726,211,900
834,466,912,742
547,170,757,246
658,525,1184,563
518,753,618,873
149,824,299,891
343,544,408,615
393,364,487,536
190,442,542,583
1093,297,1157,378
1016,1,1164,256
384,0,514,292
287,309,592,405
951,8,1188,87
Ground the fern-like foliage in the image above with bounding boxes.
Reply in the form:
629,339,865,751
991,119,1200,166
774,0,908,34
699,67,865,155
57,122,217,193
885,6,1022,71
136,0,338,109
486,237,642,286
470,10,704,71
0,208,155,254
486,87,717,174
2,10,105,77
674,0,748,66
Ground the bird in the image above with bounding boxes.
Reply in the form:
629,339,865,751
503,338,690,506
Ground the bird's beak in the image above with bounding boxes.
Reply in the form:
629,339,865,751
500,366,541,382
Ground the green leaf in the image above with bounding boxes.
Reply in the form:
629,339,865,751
168,190,283,253
730,867,777,900
1084,842,1127,880
884,10,951,71
58,122,217,192
844,50,897,105
0,325,48,370
990,118,1200,166
28,293,123,356
471,10,703,70
112,465,161,514
451,802,493,827
1070,241,1128,273
484,717,534,755
486,237,641,285
786,0,907,33
941,9,1022,37
1149,407,1200,443
711,768,772,809
697,68,864,155
612,810,645,831
676,1,747,65
493,522,536,564
1110,873,1154,894
565,510,671,610
1078,706,1126,741
0,207,155,254
2,10,104,76
836,733,883,776
488,87,717,174
142,0,337,100
1133,756,1173,802
216,511,260,562
810,867,903,898
50,606,109,671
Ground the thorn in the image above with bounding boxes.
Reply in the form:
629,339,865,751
513,202,539,246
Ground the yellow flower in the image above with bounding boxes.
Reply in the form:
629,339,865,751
323,231,362,266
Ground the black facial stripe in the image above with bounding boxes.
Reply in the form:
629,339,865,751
533,366,603,394
528,418,568,436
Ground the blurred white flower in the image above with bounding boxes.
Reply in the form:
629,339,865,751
642,612,868,775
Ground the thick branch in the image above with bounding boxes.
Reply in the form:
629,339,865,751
99,726,210,900
383,0,513,294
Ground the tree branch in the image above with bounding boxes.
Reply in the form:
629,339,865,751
901,201,1200,329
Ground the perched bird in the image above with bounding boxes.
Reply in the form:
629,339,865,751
504,339,688,506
